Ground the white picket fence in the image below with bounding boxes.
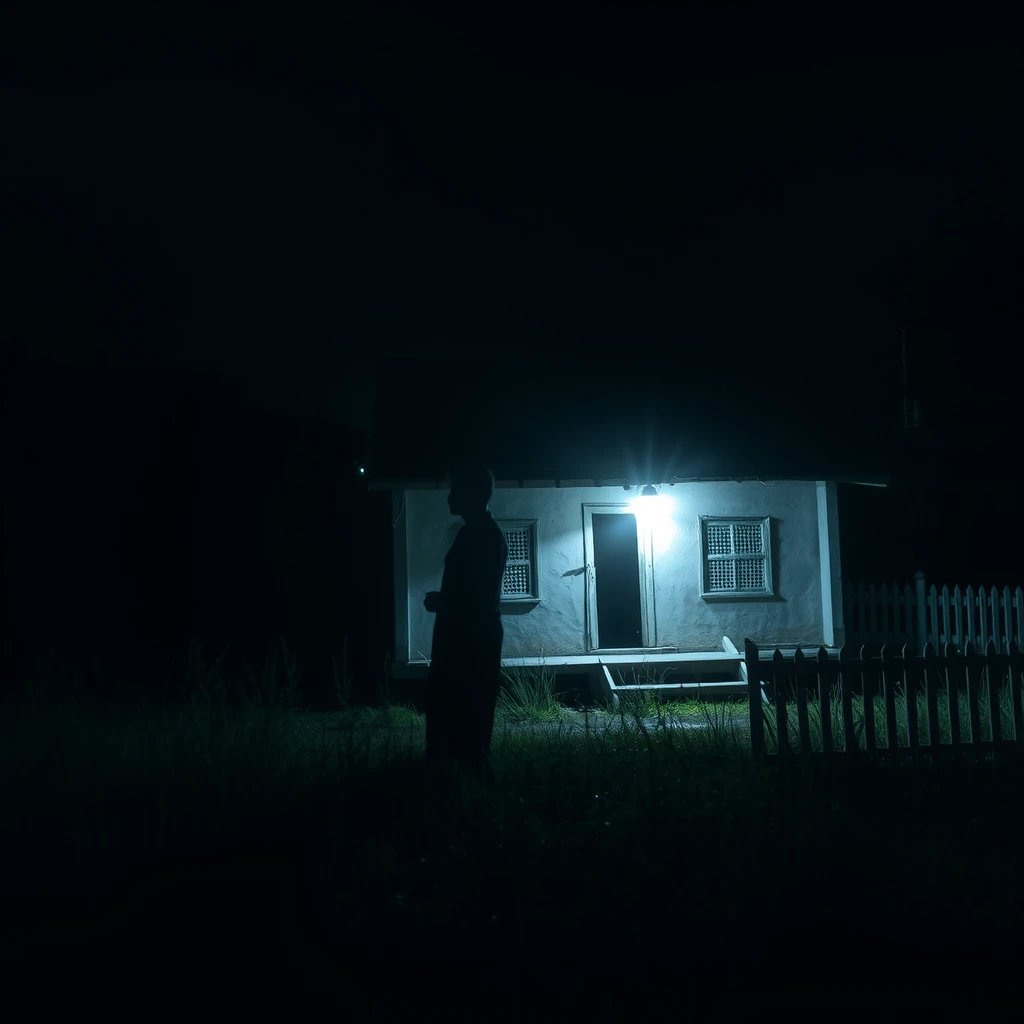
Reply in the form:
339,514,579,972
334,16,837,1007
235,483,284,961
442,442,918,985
843,572,1024,655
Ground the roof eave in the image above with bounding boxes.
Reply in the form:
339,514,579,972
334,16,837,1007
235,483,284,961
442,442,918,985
367,474,890,491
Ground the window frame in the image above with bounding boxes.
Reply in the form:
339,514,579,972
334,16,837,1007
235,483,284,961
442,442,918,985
497,518,541,605
698,515,774,600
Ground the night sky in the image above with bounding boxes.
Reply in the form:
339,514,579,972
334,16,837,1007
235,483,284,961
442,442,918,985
4,6,1021,429
3,5,1023,684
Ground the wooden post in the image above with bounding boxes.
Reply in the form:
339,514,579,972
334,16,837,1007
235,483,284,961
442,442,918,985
915,571,927,655
745,638,765,761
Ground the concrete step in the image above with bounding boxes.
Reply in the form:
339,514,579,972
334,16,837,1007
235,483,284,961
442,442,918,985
504,651,742,668
610,681,747,692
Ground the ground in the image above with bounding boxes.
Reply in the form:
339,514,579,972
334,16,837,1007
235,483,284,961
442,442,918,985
2,685,1020,1010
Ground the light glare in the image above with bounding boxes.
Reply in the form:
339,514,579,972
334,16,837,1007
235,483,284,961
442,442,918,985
629,491,677,554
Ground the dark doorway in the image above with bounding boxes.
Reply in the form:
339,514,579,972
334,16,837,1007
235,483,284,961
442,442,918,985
592,512,643,648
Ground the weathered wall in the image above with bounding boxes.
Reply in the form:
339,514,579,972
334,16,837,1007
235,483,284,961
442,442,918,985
400,481,827,660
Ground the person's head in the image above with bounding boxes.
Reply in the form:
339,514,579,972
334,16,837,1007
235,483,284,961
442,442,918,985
447,462,494,518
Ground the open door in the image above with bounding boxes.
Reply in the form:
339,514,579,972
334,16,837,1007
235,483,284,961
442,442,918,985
582,504,656,651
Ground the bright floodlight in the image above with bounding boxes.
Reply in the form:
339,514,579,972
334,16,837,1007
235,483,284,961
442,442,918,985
629,486,677,554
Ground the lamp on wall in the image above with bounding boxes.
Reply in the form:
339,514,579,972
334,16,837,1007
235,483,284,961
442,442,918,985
631,483,676,554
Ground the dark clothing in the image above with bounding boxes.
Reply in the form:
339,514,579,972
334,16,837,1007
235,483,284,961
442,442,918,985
426,512,508,773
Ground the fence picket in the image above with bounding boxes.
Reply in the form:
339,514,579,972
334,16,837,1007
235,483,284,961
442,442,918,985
946,643,963,754
964,641,983,752
1010,641,1024,744
861,645,877,753
753,642,1024,764
839,645,856,753
881,645,899,755
845,577,1024,656
757,638,1024,761
745,639,765,760
773,649,789,761
818,647,834,757
794,648,811,755
923,643,941,757
902,643,919,760
986,640,1003,754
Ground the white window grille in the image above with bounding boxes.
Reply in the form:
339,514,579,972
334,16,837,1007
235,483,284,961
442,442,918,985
498,520,540,602
700,516,773,598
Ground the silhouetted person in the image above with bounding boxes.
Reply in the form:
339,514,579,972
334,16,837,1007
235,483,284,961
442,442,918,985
424,463,508,783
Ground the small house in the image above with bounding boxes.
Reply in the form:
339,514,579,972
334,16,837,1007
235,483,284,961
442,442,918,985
367,359,901,704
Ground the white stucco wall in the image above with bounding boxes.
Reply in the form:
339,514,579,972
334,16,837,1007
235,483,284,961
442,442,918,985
398,480,830,660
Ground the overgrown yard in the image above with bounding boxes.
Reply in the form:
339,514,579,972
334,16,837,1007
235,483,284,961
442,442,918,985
3,651,1022,1009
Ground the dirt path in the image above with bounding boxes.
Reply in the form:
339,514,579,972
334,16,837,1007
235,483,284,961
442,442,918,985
310,707,752,744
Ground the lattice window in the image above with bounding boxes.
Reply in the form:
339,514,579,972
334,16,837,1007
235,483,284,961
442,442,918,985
498,520,540,601
700,517,772,597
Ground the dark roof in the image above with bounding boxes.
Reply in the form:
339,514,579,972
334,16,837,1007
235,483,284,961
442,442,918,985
368,358,905,486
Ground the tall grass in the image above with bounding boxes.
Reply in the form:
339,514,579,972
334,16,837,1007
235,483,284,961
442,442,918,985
4,641,1024,1003
496,661,565,721
611,664,750,747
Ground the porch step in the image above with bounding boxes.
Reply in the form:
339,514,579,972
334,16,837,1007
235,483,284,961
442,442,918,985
500,651,741,668
610,681,747,692
597,661,749,709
